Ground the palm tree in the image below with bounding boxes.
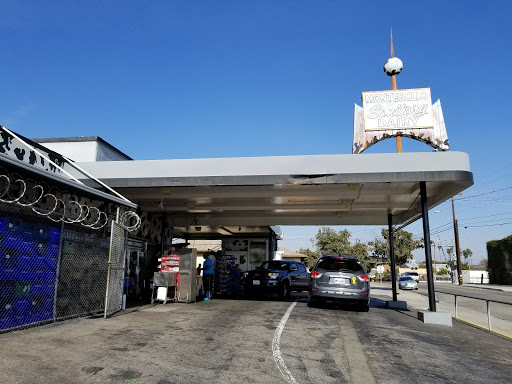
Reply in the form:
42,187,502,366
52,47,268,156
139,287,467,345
462,249,473,268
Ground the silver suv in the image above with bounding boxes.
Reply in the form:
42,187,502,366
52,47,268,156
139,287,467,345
308,255,370,311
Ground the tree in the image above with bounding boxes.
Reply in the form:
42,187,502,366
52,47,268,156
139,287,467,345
313,227,352,255
298,247,320,269
462,248,473,264
351,241,371,271
368,228,424,266
419,262,426,269
302,227,371,270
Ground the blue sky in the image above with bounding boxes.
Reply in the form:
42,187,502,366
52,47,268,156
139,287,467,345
1,1,511,263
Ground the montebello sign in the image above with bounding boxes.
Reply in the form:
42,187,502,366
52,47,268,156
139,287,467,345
352,87,449,154
362,88,434,131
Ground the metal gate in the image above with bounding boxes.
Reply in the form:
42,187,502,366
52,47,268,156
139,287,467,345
104,221,127,318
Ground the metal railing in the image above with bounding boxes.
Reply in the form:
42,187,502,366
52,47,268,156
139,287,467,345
437,290,512,332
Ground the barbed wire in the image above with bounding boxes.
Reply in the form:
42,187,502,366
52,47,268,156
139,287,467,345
0,170,140,231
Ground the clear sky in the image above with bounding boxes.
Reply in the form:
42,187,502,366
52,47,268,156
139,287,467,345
1,1,511,264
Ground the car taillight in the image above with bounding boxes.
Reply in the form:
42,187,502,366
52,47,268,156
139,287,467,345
358,275,370,282
310,271,322,278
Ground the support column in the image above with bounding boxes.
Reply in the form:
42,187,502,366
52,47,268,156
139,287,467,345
420,182,436,312
388,213,398,302
160,213,166,256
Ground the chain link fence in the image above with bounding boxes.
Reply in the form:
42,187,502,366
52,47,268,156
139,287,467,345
0,164,137,333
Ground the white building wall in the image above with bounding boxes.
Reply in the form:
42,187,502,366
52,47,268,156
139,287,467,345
42,141,98,162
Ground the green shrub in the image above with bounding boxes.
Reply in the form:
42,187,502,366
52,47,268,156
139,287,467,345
486,235,512,285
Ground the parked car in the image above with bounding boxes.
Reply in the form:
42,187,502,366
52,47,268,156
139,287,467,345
402,271,420,283
244,260,309,297
398,276,418,290
308,255,370,311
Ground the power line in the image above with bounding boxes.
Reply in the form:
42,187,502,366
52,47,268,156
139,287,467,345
455,186,512,200
462,221,512,228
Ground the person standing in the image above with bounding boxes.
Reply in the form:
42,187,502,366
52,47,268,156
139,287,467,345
201,252,214,300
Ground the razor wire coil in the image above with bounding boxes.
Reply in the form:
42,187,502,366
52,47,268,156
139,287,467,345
0,171,140,231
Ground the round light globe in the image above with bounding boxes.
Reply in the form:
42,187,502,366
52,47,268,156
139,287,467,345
383,57,403,76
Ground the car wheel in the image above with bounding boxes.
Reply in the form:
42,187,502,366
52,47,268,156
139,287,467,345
308,296,319,308
279,281,290,298
358,300,369,312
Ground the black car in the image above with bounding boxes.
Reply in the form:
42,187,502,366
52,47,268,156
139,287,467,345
244,260,309,297
308,255,370,311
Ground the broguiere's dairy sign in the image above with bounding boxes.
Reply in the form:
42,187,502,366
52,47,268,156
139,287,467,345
362,88,433,131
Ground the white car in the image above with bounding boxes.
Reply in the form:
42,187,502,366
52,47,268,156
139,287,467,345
398,276,418,290
402,271,420,283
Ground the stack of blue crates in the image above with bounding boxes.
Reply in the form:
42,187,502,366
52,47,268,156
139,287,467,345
214,254,236,296
0,216,61,331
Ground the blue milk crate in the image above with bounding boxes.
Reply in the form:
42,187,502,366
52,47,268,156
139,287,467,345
44,271,56,284
14,297,29,315
46,257,58,271
26,311,52,324
0,298,14,317
48,244,59,257
0,217,6,232
0,315,14,330
5,217,23,234
34,241,48,255
1,249,18,268
13,314,28,327
30,269,46,283
35,224,49,239
16,270,31,282
49,227,61,244
33,255,58,271
0,266,16,280
34,255,46,269
0,280,15,298
30,283,54,296
28,295,54,314
3,234,21,250
21,223,35,238
20,239,36,254
18,254,33,270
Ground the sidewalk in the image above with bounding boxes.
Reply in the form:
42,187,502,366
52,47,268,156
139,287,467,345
370,281,512,337
463,283,512,292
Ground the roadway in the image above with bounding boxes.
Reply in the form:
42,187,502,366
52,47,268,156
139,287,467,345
0,291,511,383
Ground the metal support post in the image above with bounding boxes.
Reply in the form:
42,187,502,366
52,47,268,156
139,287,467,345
388,213,398,302
487,301,492,331
420,182,436,312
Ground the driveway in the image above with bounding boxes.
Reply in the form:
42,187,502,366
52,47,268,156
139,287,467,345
0,293,511,383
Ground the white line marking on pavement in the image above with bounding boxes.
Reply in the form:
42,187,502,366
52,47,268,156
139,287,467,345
272,301,298,384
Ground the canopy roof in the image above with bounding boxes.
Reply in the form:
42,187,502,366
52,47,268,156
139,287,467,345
70,151,473,239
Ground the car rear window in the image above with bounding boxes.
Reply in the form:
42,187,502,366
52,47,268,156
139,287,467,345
317,258,363,272
260,261,289,270
407,272,419,276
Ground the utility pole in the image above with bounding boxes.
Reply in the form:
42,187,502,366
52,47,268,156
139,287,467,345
451,197,462,285
390,29,402,153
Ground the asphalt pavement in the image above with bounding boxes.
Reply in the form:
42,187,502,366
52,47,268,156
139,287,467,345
1,290,511,384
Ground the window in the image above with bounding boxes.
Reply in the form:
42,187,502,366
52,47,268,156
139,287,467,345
317,257,363,272
297,264,306,273
260,261,289,270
